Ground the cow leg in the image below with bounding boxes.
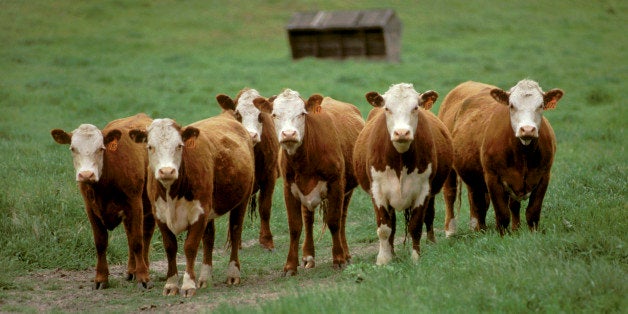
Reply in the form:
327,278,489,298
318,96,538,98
443,170,458,237
141,193,155,275
257,180,275,251
467,186,489,231
509,199,521,231
180,219,206,298
375,201,396,265
301,205,315,269
409,205,426,261
226,202,247,285
424,196,436,243
122,198,151,289
89,217,110,290
487,178,511,235
283,187,302,276
326,185,347,269
341,190,353,263
198,220,215,289
526,176,550,231
159,222,179,296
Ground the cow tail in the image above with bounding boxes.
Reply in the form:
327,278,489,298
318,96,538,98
248,192,258,221
316,199,329,244
455,175,462,216
403,208,411,246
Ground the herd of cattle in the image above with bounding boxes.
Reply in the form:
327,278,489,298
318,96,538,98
51,79,563,297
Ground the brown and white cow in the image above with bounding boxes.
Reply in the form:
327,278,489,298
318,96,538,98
51,113,155,290
129,114,254,297
438,80,563,235
216,88,279,250
258,89,364,275
353,83,453,265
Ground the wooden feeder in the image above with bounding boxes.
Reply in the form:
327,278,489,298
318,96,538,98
286,9,402,62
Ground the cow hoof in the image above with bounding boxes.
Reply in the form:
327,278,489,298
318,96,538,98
259,238,275,251
126,273,135,281
137,281,154,290
163,287,179,296
92,281,108,290
198,280,208,289
302,256,315,268
333,262,346,270
181,288,196,298
282,269,297,277
226,277,241,286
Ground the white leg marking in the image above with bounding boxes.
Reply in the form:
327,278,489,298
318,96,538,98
198,263,212,288
446,218,457,238
411,249,420,262
376,224,393,265
303,255,315,268
226,261,240,279
470,217,479,230
181,271,196,291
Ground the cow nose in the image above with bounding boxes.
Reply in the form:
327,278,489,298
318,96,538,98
281,130,297,141
393,129,411,141
77,171,96,182
519,126,537,138
158,167,177,180
249,132,260,143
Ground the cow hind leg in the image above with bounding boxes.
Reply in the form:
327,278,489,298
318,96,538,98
226,202,247,285
443,170,458,237
509,199,521,231
468,186,489,231
409,205,426,261
257,181,275,251
424,196,436,243
198,220,215,289
341,190,353,263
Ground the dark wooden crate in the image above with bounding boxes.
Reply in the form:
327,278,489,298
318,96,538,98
286,9,402,62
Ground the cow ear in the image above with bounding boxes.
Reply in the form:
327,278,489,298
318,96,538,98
129,129,148,143
305,94,323,113
253,97,273,114
51,129,72,144
216,94,236,111
543,89,564,110
181,127,200,142
490,88,510,106
104,130,122,151
419,90,438,110
365,92,384,107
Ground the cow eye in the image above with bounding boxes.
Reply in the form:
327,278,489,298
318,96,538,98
70,146,77,153
147,145,154,152
271,113,277,119
177,143,184,150
258,113,263,123
384,107,391,113
413,105,419,112
234,111,242,121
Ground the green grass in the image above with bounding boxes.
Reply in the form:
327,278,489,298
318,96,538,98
0,0,626,313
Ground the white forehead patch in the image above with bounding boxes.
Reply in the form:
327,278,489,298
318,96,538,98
147,119,181,145
382,83,420,107
236,89,263,143
273,89,305,113
509,79,544,107
71,124,104,152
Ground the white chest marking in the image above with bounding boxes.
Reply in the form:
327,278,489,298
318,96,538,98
155,194,205,235
290,181,327,211
370,164,432,211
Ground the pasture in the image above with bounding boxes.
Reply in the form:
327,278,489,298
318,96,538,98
0,0,626,312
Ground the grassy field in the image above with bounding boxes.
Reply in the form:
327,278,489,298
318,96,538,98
0,0,626,313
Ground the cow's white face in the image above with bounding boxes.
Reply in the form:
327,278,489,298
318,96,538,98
491,79,563,146
235,89,263,146
271,89,307,155
145,119,184,187
366,83,438,154
68,124,106,183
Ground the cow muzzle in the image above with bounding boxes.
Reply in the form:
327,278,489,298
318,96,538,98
77,171,97,183
157,167,178,182
392,128,413,143
517,125,538,145
249,132,260,145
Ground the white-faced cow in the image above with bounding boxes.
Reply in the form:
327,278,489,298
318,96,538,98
438,80,563,235
129,115,254,297
259,89,365,275
51,113,155,289
353,83,453,265
216,88,279,250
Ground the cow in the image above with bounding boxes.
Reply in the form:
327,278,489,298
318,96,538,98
216,88,279,251
50,113,155,290
256,89,365,275
353,83,453,265
129,114,254,297
438,79,563,235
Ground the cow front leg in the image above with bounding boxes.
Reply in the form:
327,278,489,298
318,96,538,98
301,205,315,269
258,180,276,251
509,199,521,231
443,170,458,237
122,198,152,289
226,202,247,285
487,179,511,236
198,220,215,289
283,189,302,276
424,196,436,243
409,205,426,261
375,202,396,265
467,186,489,231
326,187,347,269
159,223,179,296
341,190,353,264
85,208,109,290
180,219,206,298
526,176,550,231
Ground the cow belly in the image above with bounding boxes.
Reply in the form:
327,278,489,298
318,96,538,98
155,196,206,235
370,164,432,211
290,181,327,211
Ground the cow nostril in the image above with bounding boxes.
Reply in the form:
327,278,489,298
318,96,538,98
519,126,536,135
78,171,95,181
394,129,410,137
